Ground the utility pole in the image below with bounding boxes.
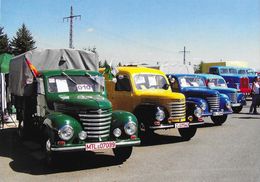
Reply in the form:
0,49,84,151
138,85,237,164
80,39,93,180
179,46,190,65
63,6,81,49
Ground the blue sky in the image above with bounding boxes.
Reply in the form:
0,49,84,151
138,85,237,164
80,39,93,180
1,0,260,70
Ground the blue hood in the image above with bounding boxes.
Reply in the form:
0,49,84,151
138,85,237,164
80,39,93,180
181,87,219,98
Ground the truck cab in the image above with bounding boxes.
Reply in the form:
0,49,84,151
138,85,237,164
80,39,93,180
9,49,140,164
167,74,233,125
101,66,203,142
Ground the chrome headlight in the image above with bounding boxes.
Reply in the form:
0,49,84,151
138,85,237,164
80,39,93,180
200,102,207,111
155,107,165,121
194,107,202,118
113,128,122,137
78,131,87,140
124,122,137,136
226,100,231,109
58,125,74,141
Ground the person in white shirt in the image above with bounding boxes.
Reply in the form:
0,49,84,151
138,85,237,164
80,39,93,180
249,76,260,114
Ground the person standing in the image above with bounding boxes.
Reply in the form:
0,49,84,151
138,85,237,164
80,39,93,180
249,76,260,114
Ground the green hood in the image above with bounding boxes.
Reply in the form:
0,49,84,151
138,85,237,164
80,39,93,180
50,93,112,110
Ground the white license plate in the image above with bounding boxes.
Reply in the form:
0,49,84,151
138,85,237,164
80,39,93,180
85,141,116,151
213,111,223,116
175,122,189,128
231,103,241,107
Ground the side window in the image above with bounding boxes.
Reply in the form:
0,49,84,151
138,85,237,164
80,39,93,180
115,75,131,91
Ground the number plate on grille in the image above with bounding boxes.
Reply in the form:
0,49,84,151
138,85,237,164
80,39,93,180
175,122,189,128
85,141,116,151
213,111,223,116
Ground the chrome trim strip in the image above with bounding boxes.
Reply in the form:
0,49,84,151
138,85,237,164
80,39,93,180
189,122,205,126
116,140,141,146
84,125,110,130
87,134,110,138
80,117,111,122
86,130,110,135
82,121,111,126
79,113,112,118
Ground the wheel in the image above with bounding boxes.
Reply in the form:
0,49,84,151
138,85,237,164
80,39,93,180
232,106,243,113
113,146,133,162
178,127,197,141
211,115,228,125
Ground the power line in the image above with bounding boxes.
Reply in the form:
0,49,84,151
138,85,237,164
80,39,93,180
63,6,81,48
179,46,190,65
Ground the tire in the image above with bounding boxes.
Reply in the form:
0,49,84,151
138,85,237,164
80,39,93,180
232,106,243,113
211,115,228,125
113,146,133,162
178,127,197,141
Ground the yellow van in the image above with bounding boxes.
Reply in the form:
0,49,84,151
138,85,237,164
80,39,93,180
100,66,199,141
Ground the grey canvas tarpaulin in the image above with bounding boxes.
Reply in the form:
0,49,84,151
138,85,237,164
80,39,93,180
9,49,99,96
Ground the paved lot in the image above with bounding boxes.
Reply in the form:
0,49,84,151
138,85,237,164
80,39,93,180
0,102,260,182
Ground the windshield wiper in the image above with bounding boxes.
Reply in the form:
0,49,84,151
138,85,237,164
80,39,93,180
61,72,78,85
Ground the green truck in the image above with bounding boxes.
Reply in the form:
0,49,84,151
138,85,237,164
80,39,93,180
9,49,140,164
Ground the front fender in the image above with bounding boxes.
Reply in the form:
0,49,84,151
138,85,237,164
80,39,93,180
43,112,82,141
111,110,138,137
237,93,246,105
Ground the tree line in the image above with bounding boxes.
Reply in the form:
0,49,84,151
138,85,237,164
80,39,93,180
0,23,36,55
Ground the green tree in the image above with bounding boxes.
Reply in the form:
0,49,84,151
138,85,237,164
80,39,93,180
0,27,10,54
10,23,36,55
194,61,204,73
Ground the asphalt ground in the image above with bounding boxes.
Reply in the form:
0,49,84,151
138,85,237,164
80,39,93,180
0,101,259,182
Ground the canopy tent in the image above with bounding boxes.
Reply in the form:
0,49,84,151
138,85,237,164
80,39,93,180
0,53,13,73
9,48,99,96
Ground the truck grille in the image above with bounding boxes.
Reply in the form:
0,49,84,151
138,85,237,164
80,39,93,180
206,95,220,110
78,109,112,140
168,99,186,120
228,93,237,103
54,103,112,141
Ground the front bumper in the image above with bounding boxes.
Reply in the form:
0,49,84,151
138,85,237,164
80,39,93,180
201,110,233,117
149,120,204,130
50,139,140,152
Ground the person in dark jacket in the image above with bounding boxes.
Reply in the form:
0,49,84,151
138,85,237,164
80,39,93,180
249,76,260,114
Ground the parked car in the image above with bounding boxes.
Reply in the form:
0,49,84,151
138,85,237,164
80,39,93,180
198,74,246,113
167,74,233,125
100,66,203,142
209,66,251,95
9,49,140,164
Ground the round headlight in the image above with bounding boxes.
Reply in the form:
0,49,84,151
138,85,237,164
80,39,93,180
155,107,165,121
113,128,122,137
124,122,137,136
200,102,207,111
226,100,231,109
194,107,202,118
78,131,87,140
58,125,74,141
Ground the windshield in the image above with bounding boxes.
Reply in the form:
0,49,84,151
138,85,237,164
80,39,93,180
134,74,167,90
48,75,104,93
207,78,227,88
178,76,206,88
247,69,255,75
219,68,229,74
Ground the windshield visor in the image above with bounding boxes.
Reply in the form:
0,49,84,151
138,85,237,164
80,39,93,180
48,75,104,93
